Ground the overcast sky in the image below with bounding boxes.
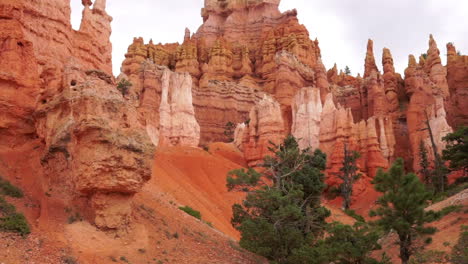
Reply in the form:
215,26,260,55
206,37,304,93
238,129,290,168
70,0,467,77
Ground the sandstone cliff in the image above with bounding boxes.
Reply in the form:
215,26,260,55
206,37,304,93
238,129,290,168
0,0,154,230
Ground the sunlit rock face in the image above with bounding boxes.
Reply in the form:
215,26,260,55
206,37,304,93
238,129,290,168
159,69,200,148
242,95,285,167
291,87,322,151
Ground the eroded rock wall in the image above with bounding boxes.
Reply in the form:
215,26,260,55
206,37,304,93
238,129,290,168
0,0,154,230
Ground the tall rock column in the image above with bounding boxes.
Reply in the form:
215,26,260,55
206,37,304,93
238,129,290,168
35,71,155,229
159,69,201,147
382,48,400,112
242,95,285,166
291,87,322,150
405,35,453,172
446,43,468,128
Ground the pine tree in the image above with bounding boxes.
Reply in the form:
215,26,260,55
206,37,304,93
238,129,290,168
442,126,468,177
345,66,351,75
418,140,432,187
370,159,437,264
338,144,361,210
227,135,330,263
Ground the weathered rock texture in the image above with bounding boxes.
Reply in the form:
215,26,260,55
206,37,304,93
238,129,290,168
242,95,285,167
2,0,466,227
0,0,154,229
120,0,466,181
159,69,200,147
446,43,468,128
405,36,454,171
35,71,154,229
121,0,326,144
292,87,322,150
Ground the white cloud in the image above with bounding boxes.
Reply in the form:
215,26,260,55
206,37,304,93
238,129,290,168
70,0,467,76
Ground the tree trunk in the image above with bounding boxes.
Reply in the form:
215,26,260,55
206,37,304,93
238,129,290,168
399,235,411,264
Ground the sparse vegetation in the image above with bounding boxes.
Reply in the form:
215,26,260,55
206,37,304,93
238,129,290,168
62,256,78,264
408,250,449,264
419,141,432,187
0,177,24,198
370,158,443,264
67,212,83,224
0,177,30,237
451,225,468,264
442,126,467,176
120,256,130,263
0,212,30,236
202,144,210,152
179,206,202,220
338,144,361,210
344,65,351,75
117,78,132,96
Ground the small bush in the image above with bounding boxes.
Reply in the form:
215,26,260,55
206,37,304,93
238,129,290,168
409,250,449,264
344,209,365,222
0,213,30,236
451,225,468,264
67,212,83,224
201,145,209,152
179,206,201,220
117,79,132,96
120,256,130,263
0,177,24,198
62,256,78,264
0,196,16,215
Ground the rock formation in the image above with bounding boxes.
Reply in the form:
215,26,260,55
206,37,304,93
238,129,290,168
159,69,200,147
0,0,154,230
405,36,453,171
291,87,322,150
382,48,402,112
446,43,468,128
364,39,379,78
121,0,325,143
242,95,285,166
35,70,155,229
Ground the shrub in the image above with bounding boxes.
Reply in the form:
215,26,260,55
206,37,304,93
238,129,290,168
67,212,83,224
0,212,30,236
202,145,210,152
409,250,449,264
0,196,16,215
0,177,24,198
62,256,78,264
179,206,201,220
117,79,132,96
451,225,468,264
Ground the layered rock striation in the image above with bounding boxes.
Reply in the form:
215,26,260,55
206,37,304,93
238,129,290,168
0,0,154,229
121,0,464,181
